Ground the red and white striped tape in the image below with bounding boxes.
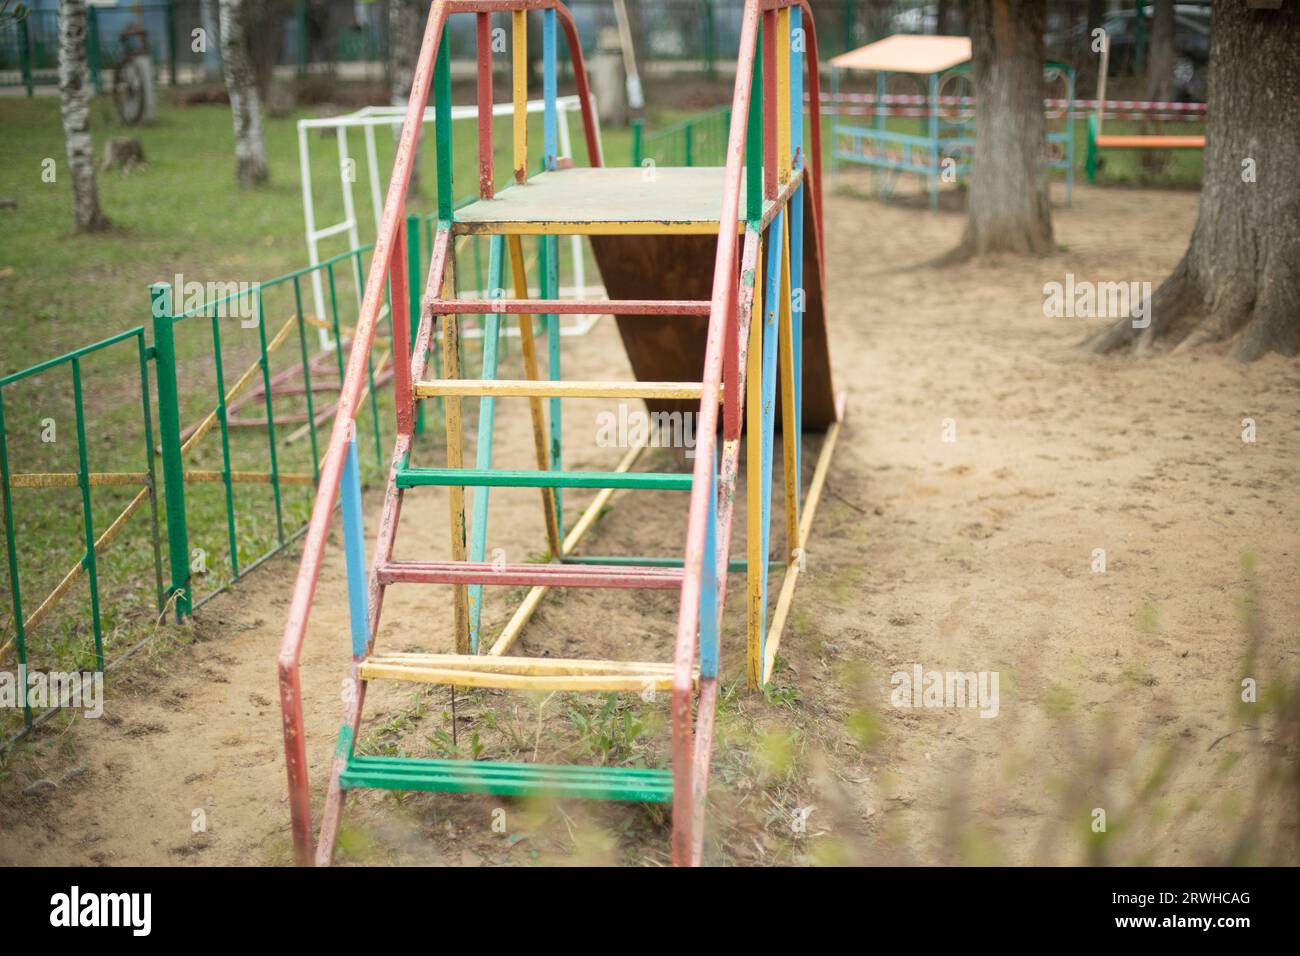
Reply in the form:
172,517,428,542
819,92,1206,121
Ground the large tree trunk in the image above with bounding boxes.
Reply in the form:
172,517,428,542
389,0,422,196
58,0,108,233
1087,0,1300,360
1145,0,1176,102
952,0,1053,257
218,0,269,187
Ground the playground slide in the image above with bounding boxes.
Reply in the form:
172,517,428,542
590,181,837,430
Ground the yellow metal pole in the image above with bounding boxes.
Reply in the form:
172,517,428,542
745,236,765,690
439,262,471,655
764,394,847,683
778,213,798,559
507,235,562,557
512,9,528,184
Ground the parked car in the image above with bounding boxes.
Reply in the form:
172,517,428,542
1103,5,1209,100
1048,4,1210,101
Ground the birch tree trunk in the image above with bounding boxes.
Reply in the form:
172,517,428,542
218,0,269,187
59,0,108,232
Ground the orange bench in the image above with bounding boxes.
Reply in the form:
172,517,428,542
1087,114,1205,182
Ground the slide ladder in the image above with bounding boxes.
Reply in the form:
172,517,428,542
277,0,844,867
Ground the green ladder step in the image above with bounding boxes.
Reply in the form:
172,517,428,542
341,754,673,803
396,467,692,491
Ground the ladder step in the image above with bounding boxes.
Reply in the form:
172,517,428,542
396,467,692,491
377,559,684,589
340,755,673,803
359,652,695,692
429,298,712,316
413,379,704,400
563,554,766,573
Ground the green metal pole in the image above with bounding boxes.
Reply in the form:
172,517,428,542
0,389,32,727
406,214,425,436
296,0,308,79
746,25,763,225
18,15,32,98
208,310,240,577
1086,113,1099,184
87,7,102,96
254,287,286,544
71,358,105,671
136,331,166,615
149,283,192,619
292,277,321,481
631,118,643,167
434,24,453,221
166,0,178,86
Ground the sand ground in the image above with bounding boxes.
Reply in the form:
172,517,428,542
2,182,1297,867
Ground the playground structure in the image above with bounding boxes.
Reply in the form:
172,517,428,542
829,35,1075,210
277,0,843,867
1085,34,1205,185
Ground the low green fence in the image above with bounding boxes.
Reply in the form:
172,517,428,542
0,223,430,749
631,106,732,169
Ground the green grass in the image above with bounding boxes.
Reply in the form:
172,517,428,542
0,90,646,735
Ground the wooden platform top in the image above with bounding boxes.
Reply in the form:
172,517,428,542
830,35,971,75
454,167,765,235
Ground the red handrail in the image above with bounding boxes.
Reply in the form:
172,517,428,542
670,0,825,866
669,0,762,866
277,0,605,867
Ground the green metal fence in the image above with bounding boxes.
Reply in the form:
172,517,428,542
631,106,732,169
1,3,181,96
0,223,427,750
0,326,163,729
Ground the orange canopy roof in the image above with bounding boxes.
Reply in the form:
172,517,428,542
829,35,972,74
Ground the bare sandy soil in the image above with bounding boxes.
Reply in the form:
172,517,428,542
2,183,1297,867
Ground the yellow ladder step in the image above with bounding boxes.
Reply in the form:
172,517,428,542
359,653,697,692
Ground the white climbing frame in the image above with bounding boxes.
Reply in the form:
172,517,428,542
297,94,606,349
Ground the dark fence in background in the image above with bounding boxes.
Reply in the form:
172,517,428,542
2,0,918,95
